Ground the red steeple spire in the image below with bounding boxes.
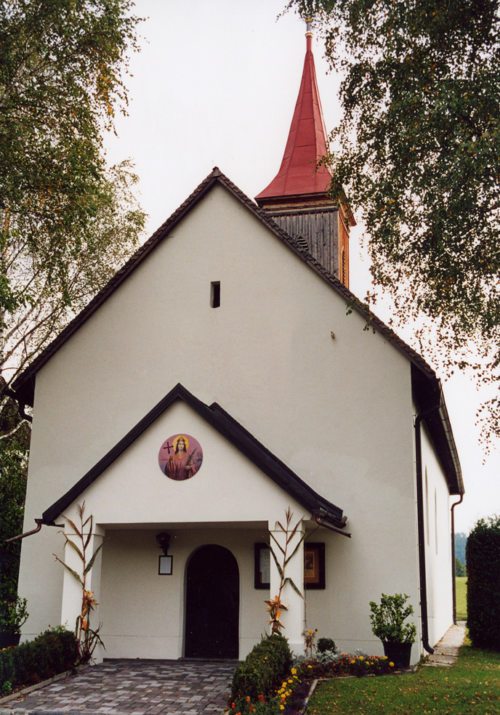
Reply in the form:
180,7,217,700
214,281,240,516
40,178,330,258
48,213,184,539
256,21,332,203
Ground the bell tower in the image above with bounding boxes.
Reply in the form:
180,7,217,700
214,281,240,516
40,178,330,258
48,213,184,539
255,19,355,286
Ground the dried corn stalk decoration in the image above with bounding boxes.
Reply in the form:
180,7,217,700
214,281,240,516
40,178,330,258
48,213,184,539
265,507,304,634
54,502,104,663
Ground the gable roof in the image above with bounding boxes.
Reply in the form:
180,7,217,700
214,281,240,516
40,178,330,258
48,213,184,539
13,167,463,495
41,383,347,528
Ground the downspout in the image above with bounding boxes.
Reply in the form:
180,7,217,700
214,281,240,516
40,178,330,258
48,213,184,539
451,494,464,623
4,519,44,543
314,515,351,538
4,518,62,544
414,408,437,655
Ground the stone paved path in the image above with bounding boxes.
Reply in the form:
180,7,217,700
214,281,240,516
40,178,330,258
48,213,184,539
0,659,236,715
423,621,466,667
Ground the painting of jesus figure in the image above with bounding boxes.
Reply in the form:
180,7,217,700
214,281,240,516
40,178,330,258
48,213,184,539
158,434,203,481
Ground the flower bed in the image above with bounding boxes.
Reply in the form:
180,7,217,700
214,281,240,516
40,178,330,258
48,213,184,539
227,666,302,714
298,653,397,679
227,652,399,714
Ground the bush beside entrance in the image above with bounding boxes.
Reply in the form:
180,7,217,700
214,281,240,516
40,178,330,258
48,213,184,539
0,628,78,694
231,634,292,701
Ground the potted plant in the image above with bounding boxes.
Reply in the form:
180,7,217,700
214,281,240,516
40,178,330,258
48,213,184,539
0,596,28,648
369,593,416,668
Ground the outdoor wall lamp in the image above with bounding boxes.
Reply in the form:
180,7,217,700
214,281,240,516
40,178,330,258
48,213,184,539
156,531,173,575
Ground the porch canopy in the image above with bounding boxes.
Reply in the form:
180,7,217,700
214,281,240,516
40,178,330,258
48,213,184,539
44,384,347,659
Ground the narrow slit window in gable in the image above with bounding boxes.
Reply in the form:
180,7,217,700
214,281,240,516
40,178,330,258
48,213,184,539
211,281,221,308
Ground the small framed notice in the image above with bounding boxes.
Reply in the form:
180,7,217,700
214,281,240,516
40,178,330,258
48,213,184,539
158,555,173,575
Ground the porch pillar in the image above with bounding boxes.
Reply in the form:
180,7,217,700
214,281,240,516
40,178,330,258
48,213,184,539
268,518,305,656
60,522,105,663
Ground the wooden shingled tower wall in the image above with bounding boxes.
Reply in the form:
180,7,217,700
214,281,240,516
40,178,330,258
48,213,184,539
255,19,355,286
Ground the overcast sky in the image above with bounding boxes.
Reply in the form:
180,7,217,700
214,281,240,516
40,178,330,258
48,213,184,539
104,0,498,534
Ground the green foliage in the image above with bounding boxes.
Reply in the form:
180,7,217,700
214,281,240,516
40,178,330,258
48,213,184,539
369,594,416,644
0,3,144,597
0,627,78,691
317,637,336,653
287,0,499,442
456,576,467,621
227,694,280,715
455,557,466,577
455,532,468,566
231,634,292,700
0,387,29,603
0,597,28,634
307,645,500,714
1,679,12,695
0,0,145,393
466,515,500,650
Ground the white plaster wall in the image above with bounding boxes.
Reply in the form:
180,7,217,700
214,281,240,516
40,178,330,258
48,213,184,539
20,182,421,657
421,424,453,645
99,527,270,660
60,401,307,527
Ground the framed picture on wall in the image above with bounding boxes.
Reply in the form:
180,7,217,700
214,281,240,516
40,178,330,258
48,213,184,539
254,543,271,589
254,542,325,590
304,543,325,589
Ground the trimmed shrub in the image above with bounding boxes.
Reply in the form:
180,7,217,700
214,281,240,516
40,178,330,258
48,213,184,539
467,515,500,650
0,628,78,691
231,634,292,700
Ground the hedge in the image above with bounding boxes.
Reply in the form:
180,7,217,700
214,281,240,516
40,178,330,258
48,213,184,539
0,628,79,693
231,634,292,700
466,515,500,650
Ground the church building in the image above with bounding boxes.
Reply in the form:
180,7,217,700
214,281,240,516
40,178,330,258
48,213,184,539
13,23,463,664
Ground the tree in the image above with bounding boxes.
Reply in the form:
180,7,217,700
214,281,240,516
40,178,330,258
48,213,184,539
455,532,468,566
466,515,500,650
0,381,29,602
286,1,499,444
455,557,465,577
0,1,145,603
0,0,145,417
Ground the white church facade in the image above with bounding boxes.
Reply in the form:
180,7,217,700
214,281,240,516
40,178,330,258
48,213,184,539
13,27,463,664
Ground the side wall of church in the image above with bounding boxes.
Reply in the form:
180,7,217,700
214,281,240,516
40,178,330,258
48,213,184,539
19,183,427,658
421,424,454,645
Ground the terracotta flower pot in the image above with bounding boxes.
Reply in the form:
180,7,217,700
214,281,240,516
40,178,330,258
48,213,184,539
383,641,412,669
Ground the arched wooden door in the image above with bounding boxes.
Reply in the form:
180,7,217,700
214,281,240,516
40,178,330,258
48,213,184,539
184,544,239,658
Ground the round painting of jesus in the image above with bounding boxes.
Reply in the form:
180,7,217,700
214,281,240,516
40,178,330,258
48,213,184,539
158,434,203,481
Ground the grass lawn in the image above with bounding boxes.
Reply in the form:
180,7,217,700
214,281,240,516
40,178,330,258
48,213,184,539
307,645,500,714
456,576,467,621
